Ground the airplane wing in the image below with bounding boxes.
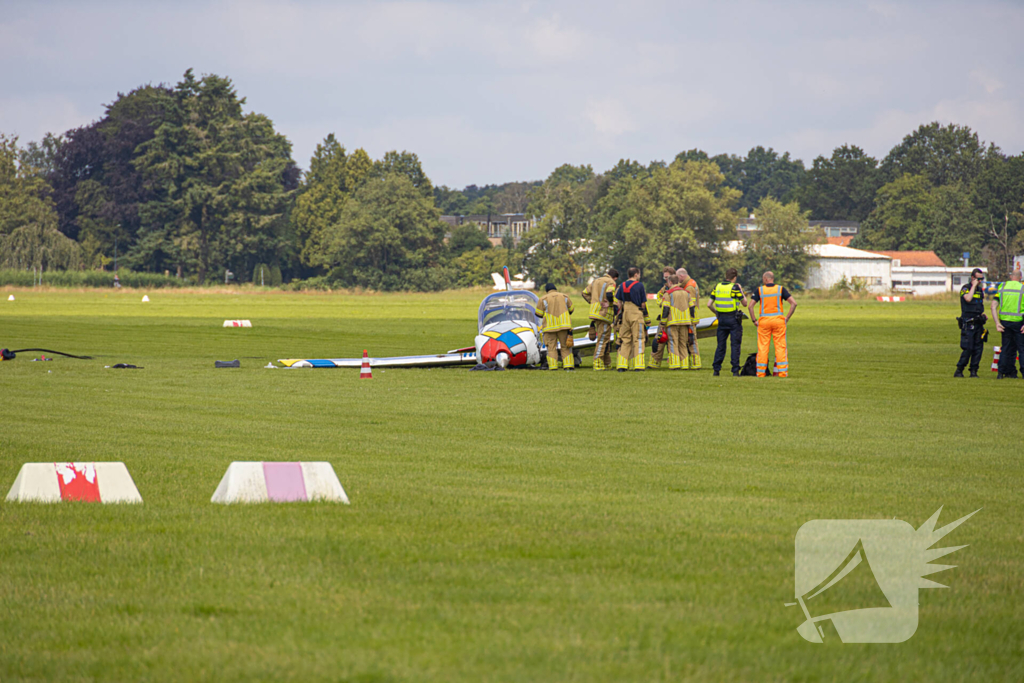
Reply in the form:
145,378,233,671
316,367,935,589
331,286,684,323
279,351,478,368
568,316,724,353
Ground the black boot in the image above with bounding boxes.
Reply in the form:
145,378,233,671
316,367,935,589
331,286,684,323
969,370,979,378
954,369,964,378
713,370,720,376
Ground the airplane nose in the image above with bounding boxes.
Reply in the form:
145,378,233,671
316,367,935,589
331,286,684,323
496,352,510,368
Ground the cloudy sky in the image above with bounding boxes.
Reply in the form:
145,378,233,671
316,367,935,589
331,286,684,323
1,0,1022,187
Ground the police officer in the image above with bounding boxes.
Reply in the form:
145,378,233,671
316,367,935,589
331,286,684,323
615,267,650,372
955,268,987,378
708,267,747,377
581,268,618,371
676,268,701,369
990,268,1024,379
535,283,575,371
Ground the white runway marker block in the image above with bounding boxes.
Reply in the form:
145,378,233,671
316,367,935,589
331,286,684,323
141,295,150,302
7,294,13,301
222,320,253,327
211,462,349,504
5,462,143,503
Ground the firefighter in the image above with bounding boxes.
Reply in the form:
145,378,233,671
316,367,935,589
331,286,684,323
708,267,747,377
648,266,678,368
660,274,692,369
955,268,987,378
535,283,575,371
676,268,701,369
581,267,619,370
747,271,797,377
991,269,1024,379
615,267,650,372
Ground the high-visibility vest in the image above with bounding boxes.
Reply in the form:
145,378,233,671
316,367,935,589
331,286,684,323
587,277,615,322
538,293,573,331
759,285,784,317
997,281,1024,321
713,282,738,313
664,287,692,325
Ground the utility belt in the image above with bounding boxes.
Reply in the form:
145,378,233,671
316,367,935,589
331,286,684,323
957,314,986,329
715,309,740,319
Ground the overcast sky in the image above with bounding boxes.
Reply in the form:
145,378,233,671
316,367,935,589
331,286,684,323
1,0,1022,188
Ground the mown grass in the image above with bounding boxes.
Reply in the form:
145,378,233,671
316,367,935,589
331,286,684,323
0,288,1021,682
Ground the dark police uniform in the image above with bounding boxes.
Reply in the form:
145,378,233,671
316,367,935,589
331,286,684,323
956,283,985,375
711,281,745,375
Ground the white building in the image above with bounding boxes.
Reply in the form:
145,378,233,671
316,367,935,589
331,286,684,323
805,244,892,292
866,251,987,296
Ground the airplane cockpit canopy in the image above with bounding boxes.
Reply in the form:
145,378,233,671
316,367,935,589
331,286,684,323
477,290,539,332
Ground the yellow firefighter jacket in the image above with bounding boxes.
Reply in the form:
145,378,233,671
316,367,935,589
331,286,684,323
536,290,574,332
582,275,616,323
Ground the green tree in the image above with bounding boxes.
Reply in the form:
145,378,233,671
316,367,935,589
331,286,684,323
0,133,60,237
855,174,982,266
433,185,469,214
132,70,296,283
855,174,935,251
972,153,1024,278
292,135,374,269
448,222,492,256
880,122,994,187
322,174,448,291
743,197,820,289
794,145,882,221
593,159,741,288
372,151,433,198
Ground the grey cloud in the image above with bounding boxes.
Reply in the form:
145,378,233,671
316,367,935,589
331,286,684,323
0,0,1021,187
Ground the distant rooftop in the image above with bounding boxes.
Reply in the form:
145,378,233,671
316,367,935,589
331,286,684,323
865,250,946,267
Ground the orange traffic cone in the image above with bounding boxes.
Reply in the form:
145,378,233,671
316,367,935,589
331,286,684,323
360,350,372,379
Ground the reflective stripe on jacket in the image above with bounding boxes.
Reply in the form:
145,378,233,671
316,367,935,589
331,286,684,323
998,281,1024,321
585,276,616,322
759,285,783,317
713,282,738,313
663,287,692,325
536,292,574,331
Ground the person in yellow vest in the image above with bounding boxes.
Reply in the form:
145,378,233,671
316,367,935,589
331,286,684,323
708,268,748,376
535,283,575,371
615,267,650,372
747,271,797,377
990,268,1024,379
660,274,692,369
648,266,679,368
676,268,701,369
581,268,619,370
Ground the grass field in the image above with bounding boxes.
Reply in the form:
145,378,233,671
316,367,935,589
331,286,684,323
0,287,1021,682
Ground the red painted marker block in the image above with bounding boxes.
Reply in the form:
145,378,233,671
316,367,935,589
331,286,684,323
55,463,101,502
6,462,142,503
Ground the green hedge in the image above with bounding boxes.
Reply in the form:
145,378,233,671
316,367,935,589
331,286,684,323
0,269,187,288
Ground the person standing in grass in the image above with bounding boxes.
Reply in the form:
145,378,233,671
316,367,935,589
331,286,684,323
614,267,650,372
660,274,692,369
535,283,575,371
991,268,1024,379
581,268,618,371
676,268,701,369
748,271,797,378
955,268,987,378
648,266,678,369
708,267,747,377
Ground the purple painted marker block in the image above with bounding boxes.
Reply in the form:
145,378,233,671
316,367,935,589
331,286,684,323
262,462,308,502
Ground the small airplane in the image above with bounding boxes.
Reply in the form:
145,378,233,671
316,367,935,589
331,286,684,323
278,267,723,369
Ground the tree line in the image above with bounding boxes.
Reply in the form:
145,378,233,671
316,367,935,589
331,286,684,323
2,69,1022,292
